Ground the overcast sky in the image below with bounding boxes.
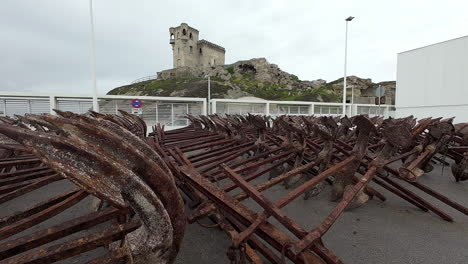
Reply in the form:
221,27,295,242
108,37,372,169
1,0,467,96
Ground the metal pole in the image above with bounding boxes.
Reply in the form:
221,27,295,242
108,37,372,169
342,21,349,116
351,85,354,116
2,100,6,117
378,84,381,115
342,16,354,116
206,75,211,115
89,0,99,112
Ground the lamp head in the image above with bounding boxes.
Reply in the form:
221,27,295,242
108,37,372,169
345,16,355,21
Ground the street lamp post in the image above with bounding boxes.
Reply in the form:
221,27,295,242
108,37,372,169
89,0,99,112
205,75,211,115
350,84,354,116
342,16,354,116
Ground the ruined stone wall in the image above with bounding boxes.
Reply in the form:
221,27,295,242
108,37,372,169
198,44,225,67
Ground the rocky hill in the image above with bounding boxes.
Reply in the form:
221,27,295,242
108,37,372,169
108,58,395,104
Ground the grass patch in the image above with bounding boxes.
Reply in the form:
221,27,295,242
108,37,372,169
226,66,234,74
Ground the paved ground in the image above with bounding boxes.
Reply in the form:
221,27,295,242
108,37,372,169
2,163,467,263
175,163,468,264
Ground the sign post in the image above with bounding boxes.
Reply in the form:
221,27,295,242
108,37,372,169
374,85,385,115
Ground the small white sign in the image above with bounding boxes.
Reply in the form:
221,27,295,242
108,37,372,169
131,108,143,115
374,86,386,97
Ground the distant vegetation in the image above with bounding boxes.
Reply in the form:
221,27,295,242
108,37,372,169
108,58,393,103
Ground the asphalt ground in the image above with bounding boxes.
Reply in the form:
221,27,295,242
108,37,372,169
2,163,467,263
175,163,468,264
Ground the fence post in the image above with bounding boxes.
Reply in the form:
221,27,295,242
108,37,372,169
202,99,207,115
211,100,217,115
171,103,174,125
184,104,188,126
49,96,56,115
2,99,6,117
27,100,32,114
309,103,314,115
353,104,358,117
155,102,159,123
265,102,270,116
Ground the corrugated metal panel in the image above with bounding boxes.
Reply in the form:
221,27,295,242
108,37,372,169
140,101,157,127
289,106,299,114
273,105,309,115
157,104,172,125
314,105,342,116
30,100,50,114
357,106,384,116
215,102,227,114
5,100,30,116
269,103,279,114
173,103,188,126
278,105,288,115
114,99,133,114
252,104,265,114
57,100,93,114
222,103,265,115
188,103,202,116
0,100,4,116
3,99,49,116
99,99,118,115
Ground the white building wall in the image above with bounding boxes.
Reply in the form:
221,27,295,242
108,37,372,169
396,36,468,122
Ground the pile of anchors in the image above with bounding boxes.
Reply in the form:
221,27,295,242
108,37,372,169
0,110,467,264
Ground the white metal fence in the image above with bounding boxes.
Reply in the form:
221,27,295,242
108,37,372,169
0,93,206,130
0,93,395,130
211,99,395,118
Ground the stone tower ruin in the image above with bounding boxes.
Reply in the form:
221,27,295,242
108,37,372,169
169,23,225,68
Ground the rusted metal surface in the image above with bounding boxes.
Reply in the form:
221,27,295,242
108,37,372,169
146,114,468,263
0,110,185,264
1,110,467,263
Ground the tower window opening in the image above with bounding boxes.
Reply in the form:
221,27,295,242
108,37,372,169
189,33,193,39
182,29,187,35
199,48,202,54
190,46,193,54
170,33,174,40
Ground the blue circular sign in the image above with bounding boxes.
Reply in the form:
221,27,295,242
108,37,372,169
131,98,143,108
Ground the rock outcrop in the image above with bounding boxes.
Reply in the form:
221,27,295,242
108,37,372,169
108,58,395,104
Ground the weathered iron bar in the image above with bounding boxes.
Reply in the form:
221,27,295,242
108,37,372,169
0,174,62,204
192,142,256,168
0,167,51,180
0,190,88,240
1,220,141,264
179,166,335,264
0,207,129,260
0,158,41,169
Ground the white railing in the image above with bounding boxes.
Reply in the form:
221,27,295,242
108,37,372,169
211,99,395,118
131,75,158,84
0,93,395,131
0,93,207,131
